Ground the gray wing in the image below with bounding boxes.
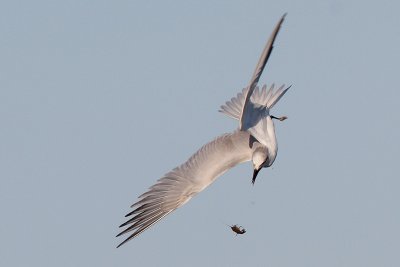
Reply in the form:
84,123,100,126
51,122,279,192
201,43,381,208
240,14,286,130
117,133,250,247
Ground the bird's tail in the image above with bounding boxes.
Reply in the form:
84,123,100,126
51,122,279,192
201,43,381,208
219,84,291,120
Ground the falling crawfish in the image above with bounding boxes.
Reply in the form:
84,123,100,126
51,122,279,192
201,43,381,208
229,224,246,235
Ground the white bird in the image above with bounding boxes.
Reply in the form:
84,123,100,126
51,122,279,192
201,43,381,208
117,14,290,247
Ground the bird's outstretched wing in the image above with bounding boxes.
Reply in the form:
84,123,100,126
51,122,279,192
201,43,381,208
240,14,286,131
117,132,251,247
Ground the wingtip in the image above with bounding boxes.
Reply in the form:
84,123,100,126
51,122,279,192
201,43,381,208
278,13,287,31
276,13,287,30
116,237,131,248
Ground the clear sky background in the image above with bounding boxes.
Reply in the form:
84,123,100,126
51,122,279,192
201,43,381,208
1,1,399,266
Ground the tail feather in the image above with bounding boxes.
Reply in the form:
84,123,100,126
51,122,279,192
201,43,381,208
219,84,290,120
266,84,291,109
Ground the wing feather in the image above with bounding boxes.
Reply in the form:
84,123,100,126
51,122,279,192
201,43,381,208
240,14,286,129
117,133,248,247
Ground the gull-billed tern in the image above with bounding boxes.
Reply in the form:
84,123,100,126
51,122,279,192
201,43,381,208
117,14,290,247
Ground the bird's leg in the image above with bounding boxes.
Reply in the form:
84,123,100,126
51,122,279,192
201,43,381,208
271,115,288,121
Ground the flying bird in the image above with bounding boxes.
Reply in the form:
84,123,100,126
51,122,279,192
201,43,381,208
117,14,290,247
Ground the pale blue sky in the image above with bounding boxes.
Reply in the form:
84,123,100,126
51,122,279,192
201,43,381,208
1,1,399,266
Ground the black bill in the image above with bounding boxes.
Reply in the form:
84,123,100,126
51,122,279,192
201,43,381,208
252,168,260,184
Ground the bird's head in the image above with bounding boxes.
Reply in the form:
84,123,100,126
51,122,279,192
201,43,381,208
251,115,288,184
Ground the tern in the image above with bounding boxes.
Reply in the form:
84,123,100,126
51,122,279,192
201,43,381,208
117,14,290,247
